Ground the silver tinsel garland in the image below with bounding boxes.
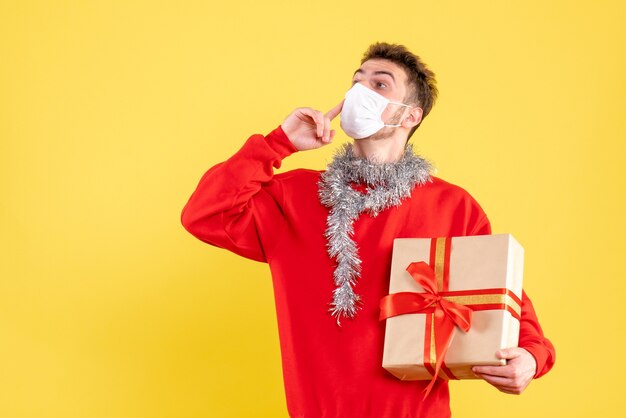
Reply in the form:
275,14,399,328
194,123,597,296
317,142,433,325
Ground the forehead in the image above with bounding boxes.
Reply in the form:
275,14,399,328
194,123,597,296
354,59,409,84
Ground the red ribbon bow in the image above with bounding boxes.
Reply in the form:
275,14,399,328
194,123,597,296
380,261,473,397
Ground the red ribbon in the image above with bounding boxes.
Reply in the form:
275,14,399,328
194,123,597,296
380,261,473,397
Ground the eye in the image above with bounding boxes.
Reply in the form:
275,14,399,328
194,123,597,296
375,81,387,89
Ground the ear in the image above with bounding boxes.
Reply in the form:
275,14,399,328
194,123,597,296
402,107,423,129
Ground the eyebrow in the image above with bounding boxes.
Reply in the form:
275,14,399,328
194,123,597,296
353,69,396,82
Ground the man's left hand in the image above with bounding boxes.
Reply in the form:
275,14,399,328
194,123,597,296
472,347,537,395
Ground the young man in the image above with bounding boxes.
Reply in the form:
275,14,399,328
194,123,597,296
181,42,555,418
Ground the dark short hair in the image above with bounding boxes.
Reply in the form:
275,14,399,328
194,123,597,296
361,42,438,138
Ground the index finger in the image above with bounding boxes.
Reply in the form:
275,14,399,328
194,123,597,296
325,99,344,120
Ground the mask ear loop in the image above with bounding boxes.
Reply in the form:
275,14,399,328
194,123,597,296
383,103,414,128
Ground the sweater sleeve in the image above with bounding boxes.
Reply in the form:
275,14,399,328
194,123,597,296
465,203,556,379
518,290,556,378
180,125,298,263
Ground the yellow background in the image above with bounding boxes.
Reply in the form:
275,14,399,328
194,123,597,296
1,1,624,417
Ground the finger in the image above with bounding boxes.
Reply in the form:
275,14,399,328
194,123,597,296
475,372,517,390
323,116,331,142
297,108,325,137
325,100,344,120
472,365,514,378
313,110,324,137
497,347,523,360
495,384,522,395
329,129,336,142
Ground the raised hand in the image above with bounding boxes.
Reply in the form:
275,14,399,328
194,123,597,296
280,100,344,151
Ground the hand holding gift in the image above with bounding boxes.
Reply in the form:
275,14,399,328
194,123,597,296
472,347,537,395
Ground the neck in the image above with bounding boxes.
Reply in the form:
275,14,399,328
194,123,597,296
351,134,407,163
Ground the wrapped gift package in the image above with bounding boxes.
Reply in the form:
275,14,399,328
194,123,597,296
381,234,524,382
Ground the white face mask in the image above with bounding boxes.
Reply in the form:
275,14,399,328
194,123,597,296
340,82,413,139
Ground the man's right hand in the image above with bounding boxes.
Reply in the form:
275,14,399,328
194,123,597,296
280,100,344,151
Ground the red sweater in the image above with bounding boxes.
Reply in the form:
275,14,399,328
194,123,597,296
181,125,556,418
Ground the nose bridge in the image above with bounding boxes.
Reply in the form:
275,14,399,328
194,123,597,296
349,80,377,98
353,79,371,92
353,74,402,107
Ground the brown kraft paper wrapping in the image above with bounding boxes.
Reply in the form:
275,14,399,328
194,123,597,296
381,234,524,380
